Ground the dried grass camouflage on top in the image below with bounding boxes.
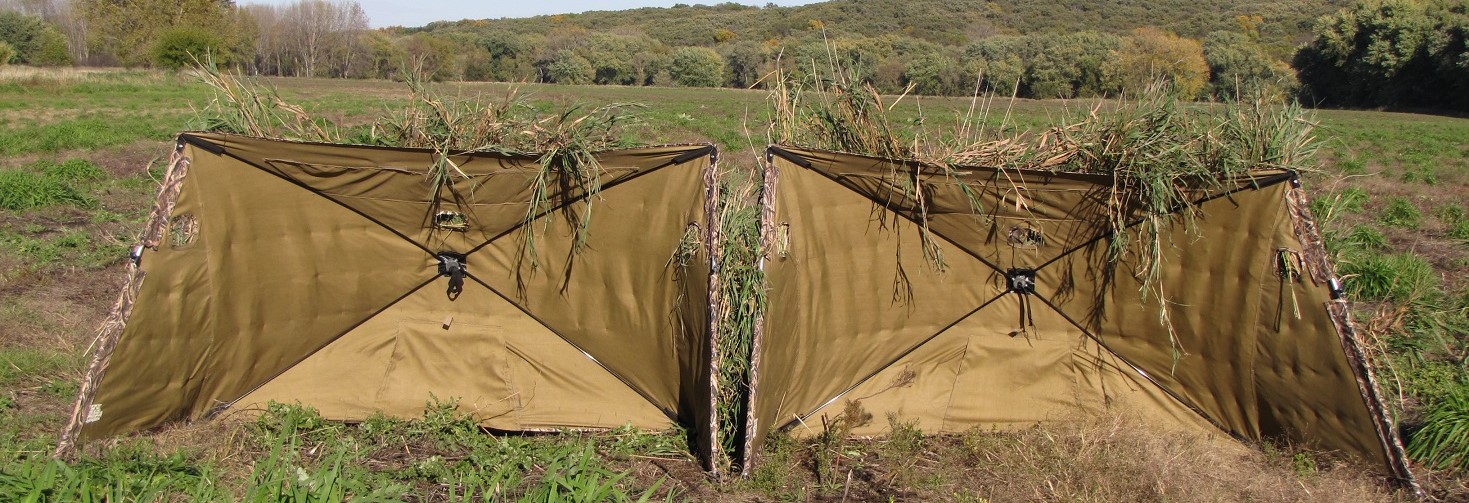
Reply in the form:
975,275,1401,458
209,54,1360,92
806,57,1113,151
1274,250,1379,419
765,68,1320,361
194,62,642,274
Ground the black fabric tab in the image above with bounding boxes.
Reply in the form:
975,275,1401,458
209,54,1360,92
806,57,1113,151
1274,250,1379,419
672,145,716,164
767,146,815,168
179,134,226,156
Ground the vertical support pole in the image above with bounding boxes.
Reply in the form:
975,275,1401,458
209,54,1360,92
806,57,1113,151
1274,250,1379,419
55,141,191,459
1283,175,1422,497
739,149,780,475
702,146,725,475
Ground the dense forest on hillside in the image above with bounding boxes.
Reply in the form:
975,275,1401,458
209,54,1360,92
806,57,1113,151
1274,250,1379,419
0,0,1467,118
415,0,1334,59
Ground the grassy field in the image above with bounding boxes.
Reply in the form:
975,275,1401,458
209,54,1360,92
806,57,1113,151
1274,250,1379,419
0,67,1465,501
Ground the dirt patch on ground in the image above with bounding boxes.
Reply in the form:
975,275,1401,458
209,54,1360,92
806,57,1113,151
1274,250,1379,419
92,140,173,178
1313,165,1469,294
0,265,123,351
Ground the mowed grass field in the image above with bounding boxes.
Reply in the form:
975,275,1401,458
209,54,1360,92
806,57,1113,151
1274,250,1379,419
0,67,1466,501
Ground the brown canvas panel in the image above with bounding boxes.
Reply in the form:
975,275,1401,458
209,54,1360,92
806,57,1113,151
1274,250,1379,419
792,299,1083,435
796,300,1218,437
755,154,998,443
469,164,712,416
1071,345,1221,432
189,133,686,252
80,135,714,453
1037,189,1279,440
755,145,1396,474
771,147,1118,271
1040,183,1386,462
1254,191,1388,462
85,144,431,439
235,281,671,430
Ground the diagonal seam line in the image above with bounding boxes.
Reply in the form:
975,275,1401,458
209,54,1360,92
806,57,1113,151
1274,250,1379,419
462,272,680,422
773,156,1011,278
461,151,712,257
206,275,440,417
1034,172,1295,272
205,144,438,258
1029,291,1242,440
781,289,1012,431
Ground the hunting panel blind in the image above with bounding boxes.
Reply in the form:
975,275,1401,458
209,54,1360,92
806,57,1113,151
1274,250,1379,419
58,135,1415,488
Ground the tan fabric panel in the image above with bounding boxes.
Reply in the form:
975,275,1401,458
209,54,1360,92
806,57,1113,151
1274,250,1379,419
470,164,710,418
189,133,698,253
795,291,1215,438
1253,188,1388,463
1071,344,1220,432
84,134,713,447
1038,190,1276,440
793,298,1077,436
81,159,215,438
756,146,1389,472
756,158,998,443
772,147,1115,271
1039,183,1384,463
85,145,430,439
1045,183,1386,458
234,281,671,430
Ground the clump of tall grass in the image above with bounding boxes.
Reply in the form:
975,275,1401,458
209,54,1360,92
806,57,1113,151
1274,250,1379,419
1438,204,1469,242
0,444,222,501
363,74,524,151
1339,253,1437,303
1309,187,1369,229
231,401,676,501
713,178,765,469
766,64,912,160
0,160,105,211
193,59,337,142
1408,388,1469,473
1380,197,1423,229
1345,225,1390,251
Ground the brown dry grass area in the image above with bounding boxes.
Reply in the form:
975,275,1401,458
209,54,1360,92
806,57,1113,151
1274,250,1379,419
106,410,1413,502
722,413,1408,503
0,108,195,128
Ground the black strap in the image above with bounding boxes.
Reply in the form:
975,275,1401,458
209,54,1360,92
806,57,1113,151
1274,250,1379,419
1006,268,1038,335
437,252,467,300
447,268,464,300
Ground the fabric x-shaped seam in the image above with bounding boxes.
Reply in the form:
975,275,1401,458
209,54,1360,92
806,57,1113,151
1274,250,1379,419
774,146,1295,430
190,136,712,421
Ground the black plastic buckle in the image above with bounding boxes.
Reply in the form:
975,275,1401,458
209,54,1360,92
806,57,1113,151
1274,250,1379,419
1006,268,1037,295
437,252,467,300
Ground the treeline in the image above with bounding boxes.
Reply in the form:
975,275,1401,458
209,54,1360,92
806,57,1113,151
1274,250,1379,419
0,0,374,76
0,0,1465,112
400,18,1294,101
1294,0,1469,112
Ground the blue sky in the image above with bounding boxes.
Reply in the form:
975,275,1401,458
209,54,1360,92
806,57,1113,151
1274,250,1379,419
243,1,825,28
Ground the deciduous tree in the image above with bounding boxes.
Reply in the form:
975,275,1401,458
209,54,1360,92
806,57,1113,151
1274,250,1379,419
1109,27,1209,98
1294,0,1469,111
667,46,724,87
0,10,69,65
80,0,238,67
1203,30,1294,100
